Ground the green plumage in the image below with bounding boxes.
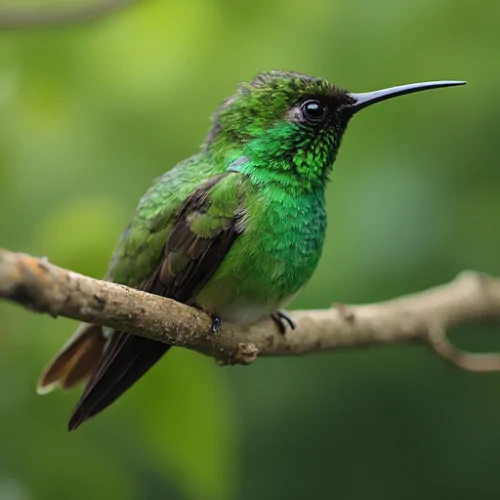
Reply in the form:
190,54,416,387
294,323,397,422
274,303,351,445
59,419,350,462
112,155,326,323
110,71,339,321
37,70,465,430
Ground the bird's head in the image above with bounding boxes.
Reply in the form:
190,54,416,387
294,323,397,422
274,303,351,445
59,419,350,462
206,71,465,192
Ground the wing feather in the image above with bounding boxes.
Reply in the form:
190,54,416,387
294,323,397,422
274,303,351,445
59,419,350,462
68,173,246,430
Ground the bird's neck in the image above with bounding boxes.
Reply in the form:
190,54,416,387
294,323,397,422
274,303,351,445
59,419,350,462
208,123,337,197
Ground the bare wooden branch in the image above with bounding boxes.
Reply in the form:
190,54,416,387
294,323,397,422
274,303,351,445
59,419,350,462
1,249,500,367
0,0,140,29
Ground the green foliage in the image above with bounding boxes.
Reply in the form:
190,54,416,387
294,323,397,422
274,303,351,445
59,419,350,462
1,0,500,499
129,349,237,500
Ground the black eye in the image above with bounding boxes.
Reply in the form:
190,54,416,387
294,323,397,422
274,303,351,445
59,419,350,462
301,99,327,123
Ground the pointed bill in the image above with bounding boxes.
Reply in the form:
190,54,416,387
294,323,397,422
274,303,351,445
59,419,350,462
346,80,466,115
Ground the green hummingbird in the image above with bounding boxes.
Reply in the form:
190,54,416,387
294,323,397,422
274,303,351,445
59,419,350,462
37,71,465,430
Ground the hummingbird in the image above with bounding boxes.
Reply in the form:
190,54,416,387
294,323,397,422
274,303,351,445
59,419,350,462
37,71,465,430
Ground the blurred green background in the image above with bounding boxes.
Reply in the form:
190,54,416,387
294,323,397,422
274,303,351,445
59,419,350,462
1,0,500,499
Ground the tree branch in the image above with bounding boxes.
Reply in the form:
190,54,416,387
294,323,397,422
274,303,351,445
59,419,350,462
1,249,500,367
0,0,140,29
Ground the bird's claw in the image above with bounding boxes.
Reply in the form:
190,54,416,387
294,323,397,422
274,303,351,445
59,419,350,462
210,315,221,334
271,310,296,335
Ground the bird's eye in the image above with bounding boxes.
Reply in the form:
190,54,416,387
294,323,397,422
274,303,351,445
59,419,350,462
300,99,327,123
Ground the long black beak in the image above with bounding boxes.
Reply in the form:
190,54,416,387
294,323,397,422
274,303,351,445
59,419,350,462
346,80,466,116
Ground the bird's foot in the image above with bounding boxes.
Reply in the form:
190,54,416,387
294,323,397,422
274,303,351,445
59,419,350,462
271,310,296,335
210,315,221,334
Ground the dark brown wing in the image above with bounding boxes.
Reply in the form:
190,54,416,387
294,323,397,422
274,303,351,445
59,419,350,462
68,173,246,430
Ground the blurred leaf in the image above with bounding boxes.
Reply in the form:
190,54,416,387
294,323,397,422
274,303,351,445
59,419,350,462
0,353,135,500
129,349,238,500
32,196,125,277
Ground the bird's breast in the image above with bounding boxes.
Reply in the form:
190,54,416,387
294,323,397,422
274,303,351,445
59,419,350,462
195,188,327,324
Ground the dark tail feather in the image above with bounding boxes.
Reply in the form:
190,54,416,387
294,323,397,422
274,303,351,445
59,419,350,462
68,333,170,431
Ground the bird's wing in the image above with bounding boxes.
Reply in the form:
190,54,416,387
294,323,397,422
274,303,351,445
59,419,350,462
38,158,207,394
68,172,247,430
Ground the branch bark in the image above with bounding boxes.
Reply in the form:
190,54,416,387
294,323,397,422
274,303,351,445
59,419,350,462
0,0,140,29
1,249,500,367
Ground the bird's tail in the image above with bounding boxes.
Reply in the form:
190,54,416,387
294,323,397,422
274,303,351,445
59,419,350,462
37,323,107,395
67,332,170,431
